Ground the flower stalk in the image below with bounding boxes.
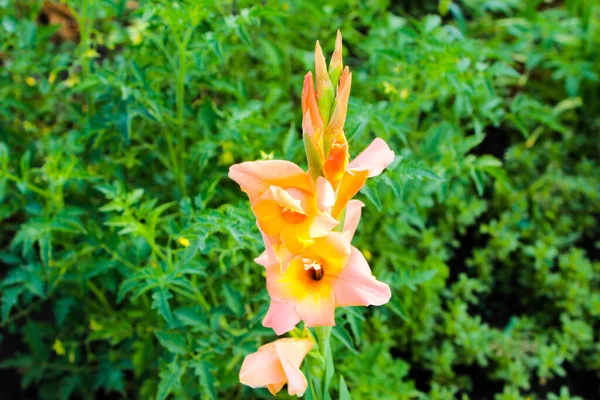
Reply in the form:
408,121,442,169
230,30,395,397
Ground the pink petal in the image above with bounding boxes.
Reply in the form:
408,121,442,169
315,176,335,213
254,250,270,267
262,300,301,335
239,345,286,390
347,138,395,177
229,160,310,198
257,227,278,267
344,200,364,239
295,290,336,327
331,247,391,307
274,339,313,396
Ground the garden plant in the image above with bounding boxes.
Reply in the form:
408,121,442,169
1,0,599,399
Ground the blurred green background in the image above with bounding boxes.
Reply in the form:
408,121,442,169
1,0,599,399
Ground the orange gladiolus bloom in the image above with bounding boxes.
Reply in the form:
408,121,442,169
239,338,313,397
259,201,391,335
229,161,339,265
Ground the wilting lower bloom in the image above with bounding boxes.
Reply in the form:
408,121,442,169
239,338,313,397
260,205,391,335
229,161,339,262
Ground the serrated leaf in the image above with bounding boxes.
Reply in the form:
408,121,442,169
1,286,23,321
152,288,174,327
360,182,381,211
192,360,217,400
54,297,75,327
175,307,208,328
223,283,243,316
156,362,185,400
155,331,187,355
93,361,125,394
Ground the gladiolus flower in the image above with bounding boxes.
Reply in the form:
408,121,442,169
332,138,395,218
229,161,339,263
239,338,313,397
260,204,390,334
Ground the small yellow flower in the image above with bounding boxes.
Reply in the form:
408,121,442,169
219,151,234,166
23,121,35,132
363,249,373,261
64,75,80,88
260,151,274,160
400,88,409,100
382,81,397,95
84,49,100,59
26,76,37,86
53,339,66,356
178,237,190,247
89,319,103,331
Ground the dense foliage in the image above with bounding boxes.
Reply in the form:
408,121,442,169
1,0,599,399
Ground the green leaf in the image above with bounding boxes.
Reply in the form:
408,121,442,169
1,286,23,321
339,375,351,400
152,288,174,327
93,361,125,395
332,326,358,355
54,297,75,327
470,167,484,196
175,307,208,328
156,362,185,400
192,360,217,400
360,182,381,211
154,331,187,355
223,283,243,316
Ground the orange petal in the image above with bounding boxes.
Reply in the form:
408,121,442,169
323,140,349,188
325,68,352,137
331,169,369,219
302,72,324,133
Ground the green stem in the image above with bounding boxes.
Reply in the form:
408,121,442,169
86,281,114,312
315,326,334,399
173,29,193,197
79,0,94,116
1,172,51,197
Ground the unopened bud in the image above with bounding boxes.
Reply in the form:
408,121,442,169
328,30,343,89
315,41,334,124
302,112,324,181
